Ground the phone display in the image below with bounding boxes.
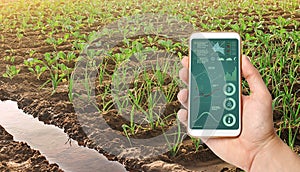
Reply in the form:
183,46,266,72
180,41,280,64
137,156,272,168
188,33,241,137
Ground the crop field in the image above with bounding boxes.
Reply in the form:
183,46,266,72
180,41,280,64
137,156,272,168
0,0,299,171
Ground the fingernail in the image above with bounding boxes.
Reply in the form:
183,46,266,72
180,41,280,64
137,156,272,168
246,56,251,62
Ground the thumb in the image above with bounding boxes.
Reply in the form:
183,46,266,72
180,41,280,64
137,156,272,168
242,55,270,99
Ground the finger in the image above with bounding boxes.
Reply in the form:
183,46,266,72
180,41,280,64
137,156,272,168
177,109,188,126
177,89,188,109
181,56,189,69
179,68,189,85
241,55,270,99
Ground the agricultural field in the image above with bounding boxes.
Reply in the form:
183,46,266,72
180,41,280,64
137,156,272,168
0,0,299,171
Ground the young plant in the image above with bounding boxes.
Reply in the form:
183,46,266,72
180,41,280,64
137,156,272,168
4,56,15,63
28,49,36,58
45,33,69,50
154,69,166,87
98,85,114,113
158,39,173,52
72,40,86,51
49,71,64,95
66,51,77,63
98,60,108,86
41,65,66,95
288,124,299,149
16,31,24,40
36,53,72,94
122,106,137,147
28,65,47,80
123,105,137,135
44,52,59,66
191,137,201,152
142,72,158,129
163,117,184,157
78,63,93,101
165,81,179,102
145,88,155,129
24,58,47,80
2,65,20,79
147,35,158,46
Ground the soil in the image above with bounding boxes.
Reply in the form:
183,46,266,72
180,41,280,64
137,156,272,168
0,2,300,172
0,125,63,172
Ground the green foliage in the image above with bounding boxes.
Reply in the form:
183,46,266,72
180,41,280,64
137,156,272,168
3,56,15,63
1,0,300,155
45,33,70,50
2,65,20,79
191,137,201,152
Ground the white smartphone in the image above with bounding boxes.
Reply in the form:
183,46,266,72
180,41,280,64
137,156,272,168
188,32,241,137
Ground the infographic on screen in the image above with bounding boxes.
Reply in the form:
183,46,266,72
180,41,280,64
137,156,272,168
190,39,239,129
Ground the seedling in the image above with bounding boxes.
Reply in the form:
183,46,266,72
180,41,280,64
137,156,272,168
122,106,137,136
66,52,76,62
165,82,179,102
163,117,184,157
45,33,70,50
158,39,173,52
4,56,15,63
72,40,86,51
49,71,64,94
98,85,114,113
191,137,201,152
28,65,47,80
28,49,36,58
2,65,20,80
16,31,24,40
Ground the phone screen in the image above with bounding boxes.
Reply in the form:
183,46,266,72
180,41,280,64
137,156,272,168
190,38,239,130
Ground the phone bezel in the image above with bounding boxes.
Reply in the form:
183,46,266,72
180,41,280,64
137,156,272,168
188,32,242,137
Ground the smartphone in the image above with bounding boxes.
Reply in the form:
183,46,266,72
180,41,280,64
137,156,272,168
188,32,241,137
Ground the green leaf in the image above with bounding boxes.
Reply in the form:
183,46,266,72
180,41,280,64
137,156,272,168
2,73,8,78
35,65,40,71
28,67,34,73
64,33,70,40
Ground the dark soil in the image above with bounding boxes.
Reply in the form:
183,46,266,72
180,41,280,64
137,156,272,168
0,2,299,172
0,125,63,172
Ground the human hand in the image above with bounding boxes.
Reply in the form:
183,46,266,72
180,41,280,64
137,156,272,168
177,55,277,171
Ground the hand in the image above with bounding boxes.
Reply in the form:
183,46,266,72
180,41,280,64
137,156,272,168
177,55,277,170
